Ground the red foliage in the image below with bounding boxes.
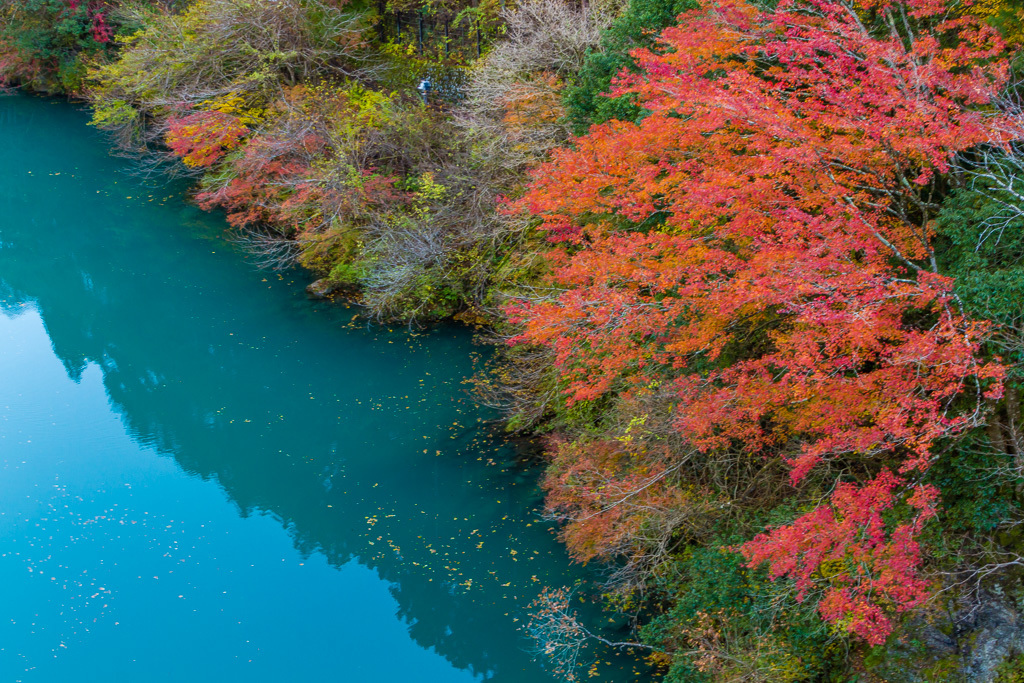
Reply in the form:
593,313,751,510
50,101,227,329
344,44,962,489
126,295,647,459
540,438,707,564
65,0,114,43
166,110,249,168
511,0,1015,642
741,472,937,644
0,40,40,85
195,135,314,231
90,11,112,43
196,124,408,235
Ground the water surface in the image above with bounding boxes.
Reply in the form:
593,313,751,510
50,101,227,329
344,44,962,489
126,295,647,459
0,94,644,682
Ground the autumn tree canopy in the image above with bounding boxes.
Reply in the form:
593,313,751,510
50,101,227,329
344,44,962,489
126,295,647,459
512,0,1016,644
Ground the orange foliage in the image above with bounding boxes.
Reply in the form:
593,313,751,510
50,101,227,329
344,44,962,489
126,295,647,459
502,73,566,134
511,0,1016,642
165,110,249,168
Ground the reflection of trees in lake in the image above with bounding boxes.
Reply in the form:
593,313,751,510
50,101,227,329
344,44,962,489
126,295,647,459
0,94,644,682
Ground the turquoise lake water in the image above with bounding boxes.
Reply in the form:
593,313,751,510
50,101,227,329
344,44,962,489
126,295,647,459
0,93,645,682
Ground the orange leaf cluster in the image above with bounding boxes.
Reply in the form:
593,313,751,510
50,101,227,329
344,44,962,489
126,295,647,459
166,110,249,168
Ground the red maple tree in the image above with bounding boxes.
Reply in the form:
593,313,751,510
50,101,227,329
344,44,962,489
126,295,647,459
511,0,1015,642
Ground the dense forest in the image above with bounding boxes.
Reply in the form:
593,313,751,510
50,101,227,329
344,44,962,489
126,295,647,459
3,0,1024,679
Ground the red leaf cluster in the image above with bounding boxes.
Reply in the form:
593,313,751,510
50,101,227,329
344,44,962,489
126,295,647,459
194,126,407,236
166,110,249,169
741,471,937,644
195,133,315,230
66,0,114,43
90,11,112,43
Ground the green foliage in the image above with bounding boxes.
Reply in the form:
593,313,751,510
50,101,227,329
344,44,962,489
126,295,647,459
87,97,137,136
56,53,87,91
562,0,696,134
926,433,1020,535
936,164,1024,371
557,394,613,433
4,0,89,60
0,0,118,91
862,634,963,683
641,545,836,682
995,654,1024,683
299,226,362,278
969,0,1024,47
934,152,1024,527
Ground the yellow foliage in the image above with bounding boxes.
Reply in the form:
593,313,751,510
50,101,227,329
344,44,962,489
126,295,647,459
284,81,394,138
409,172,448,219
342,83,393,127
616,413,649,446
969,0,1024,45
201,93,265,126
502,72,566,133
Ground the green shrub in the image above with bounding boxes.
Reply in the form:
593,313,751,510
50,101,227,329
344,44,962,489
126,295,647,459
562,0,696,134
641,545,838,682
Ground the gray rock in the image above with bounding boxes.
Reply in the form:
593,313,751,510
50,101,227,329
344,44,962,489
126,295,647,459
963,595,1024,682
869,612,962,683
921,623,958,655
869,590,1024,683
305,278,342,299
